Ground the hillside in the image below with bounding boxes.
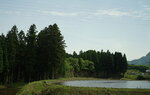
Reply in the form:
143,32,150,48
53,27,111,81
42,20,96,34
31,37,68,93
128,52,150,66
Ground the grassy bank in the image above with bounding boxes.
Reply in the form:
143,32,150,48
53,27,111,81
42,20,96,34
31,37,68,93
17,78,150,95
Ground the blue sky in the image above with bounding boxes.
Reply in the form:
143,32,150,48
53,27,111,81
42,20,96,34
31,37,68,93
0,0,150,60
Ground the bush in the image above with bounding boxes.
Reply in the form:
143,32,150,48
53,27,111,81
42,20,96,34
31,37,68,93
136,75,145,80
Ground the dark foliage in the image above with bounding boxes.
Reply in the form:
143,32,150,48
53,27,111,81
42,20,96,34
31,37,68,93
0,24,66,84
67,50,128,78
128,65,150,72
0,24,128,85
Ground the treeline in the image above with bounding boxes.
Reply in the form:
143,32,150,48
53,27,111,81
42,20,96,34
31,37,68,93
0,24,128,85
128,65,150,72
66,50,128,77
0,24,66,84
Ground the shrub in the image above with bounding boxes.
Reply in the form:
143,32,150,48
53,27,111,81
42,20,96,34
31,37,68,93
136,75,145,80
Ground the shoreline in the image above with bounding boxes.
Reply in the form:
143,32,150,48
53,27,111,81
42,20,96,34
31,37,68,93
17,77,150,95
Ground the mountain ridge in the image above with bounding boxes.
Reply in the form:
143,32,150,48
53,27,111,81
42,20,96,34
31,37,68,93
128,52,150,66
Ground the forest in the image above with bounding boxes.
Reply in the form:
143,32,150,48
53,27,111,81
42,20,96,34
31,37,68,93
0,24,128,85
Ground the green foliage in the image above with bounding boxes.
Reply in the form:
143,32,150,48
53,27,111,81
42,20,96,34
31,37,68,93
0,42,3,73
128,65,150,72
16,30,26,82
0,34,9,84
36,24,66,79
48,24,66,79
66,57,79,73
0,24,128,85
25,24,37,82
124,70,141,80
136,75,145,80
124,70,150,80
65,57,94,77
72,50,128,78
0,24,66,84
6,25,19,84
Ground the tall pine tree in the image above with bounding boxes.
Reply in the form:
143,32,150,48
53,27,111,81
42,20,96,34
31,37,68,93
37,27,50,80
6,25,19,83
16,30,26,81
0,41,3,74
25,24,37,82
48,24,66,79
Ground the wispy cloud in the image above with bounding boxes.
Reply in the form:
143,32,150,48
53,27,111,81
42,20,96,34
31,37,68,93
0,10,21,15
143,5,150,10
131,5,150,21
1,7,149,21
90,7,150,20
94,9,130,16
39,11,78,16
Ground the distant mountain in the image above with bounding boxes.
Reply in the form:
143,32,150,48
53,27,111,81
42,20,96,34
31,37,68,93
128,52,150,66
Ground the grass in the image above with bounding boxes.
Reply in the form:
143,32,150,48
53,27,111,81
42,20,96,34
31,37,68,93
123,70,150,80
11,82,27,88
17,77,150,95
0,85,5,89
123,74,150,80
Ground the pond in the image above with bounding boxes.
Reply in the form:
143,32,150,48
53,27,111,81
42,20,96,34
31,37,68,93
62,80,150,89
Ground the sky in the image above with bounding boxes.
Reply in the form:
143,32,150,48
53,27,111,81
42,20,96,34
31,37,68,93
0,0,150,60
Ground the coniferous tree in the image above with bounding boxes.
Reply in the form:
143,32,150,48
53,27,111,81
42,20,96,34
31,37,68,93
65,53,72,58
6,25,19,83
104,50,114,77
37,27,50,80
0,24,68,84
16,30,26,81
25,24,37,82
114,52,123,75
48,24,66,79
0,34,9,84
73,51,78,58
0,40,3,83
79,50,83,58
122,54,128,74
0,41,3,74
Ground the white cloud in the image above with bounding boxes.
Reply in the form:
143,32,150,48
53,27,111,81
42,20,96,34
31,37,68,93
94,9,130,16
40,11,78,16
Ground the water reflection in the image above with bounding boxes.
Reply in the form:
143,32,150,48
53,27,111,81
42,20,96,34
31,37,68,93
62,80,150,89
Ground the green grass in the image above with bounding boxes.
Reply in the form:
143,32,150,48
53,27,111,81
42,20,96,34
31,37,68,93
42,84,150,95
17,78,150,95
123,70,150,80
11,82,27,88
0,85,5,89
123,74,150,80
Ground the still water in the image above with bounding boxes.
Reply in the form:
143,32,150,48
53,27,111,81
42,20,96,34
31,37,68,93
62,80,150,89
